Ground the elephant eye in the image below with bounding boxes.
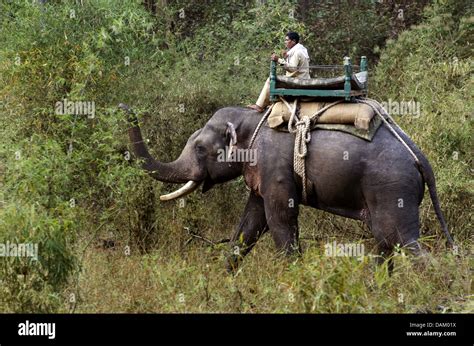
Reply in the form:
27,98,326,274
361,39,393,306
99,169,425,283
195,144,206,153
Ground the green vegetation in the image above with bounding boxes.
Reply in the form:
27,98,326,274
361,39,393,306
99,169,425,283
0,0,472,313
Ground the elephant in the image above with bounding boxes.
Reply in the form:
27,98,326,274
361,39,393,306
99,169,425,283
119,102,453,270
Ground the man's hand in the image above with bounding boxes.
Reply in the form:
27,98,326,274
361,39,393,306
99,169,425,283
271,53,279,62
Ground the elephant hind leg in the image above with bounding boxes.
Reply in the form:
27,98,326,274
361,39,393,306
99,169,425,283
366,195,423,272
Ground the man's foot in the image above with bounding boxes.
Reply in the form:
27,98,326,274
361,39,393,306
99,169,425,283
247,104,265,113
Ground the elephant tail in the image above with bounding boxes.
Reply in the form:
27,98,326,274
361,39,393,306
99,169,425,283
418,158,455,247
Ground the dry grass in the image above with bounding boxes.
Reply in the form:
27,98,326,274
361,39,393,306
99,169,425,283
67,218,472,313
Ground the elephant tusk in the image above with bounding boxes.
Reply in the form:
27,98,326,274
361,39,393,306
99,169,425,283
159,181,201,201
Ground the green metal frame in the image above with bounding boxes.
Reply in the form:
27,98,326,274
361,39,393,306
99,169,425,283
269,56,368,102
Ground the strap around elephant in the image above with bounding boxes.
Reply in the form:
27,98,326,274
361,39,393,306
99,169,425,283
248,103,275,150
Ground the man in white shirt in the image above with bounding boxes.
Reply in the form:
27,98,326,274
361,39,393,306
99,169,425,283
248,32,310,113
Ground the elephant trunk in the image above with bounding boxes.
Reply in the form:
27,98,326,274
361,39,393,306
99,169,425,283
120,103,197,184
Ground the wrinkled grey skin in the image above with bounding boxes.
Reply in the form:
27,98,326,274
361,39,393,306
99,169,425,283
120,104,453,270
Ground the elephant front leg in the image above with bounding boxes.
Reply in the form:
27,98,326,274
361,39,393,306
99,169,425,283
226,191,268,272
263,184,301,256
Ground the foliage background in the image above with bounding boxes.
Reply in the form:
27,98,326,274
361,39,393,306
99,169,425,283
0,0,472,312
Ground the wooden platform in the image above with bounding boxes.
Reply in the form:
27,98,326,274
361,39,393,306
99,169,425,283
269,56,368,101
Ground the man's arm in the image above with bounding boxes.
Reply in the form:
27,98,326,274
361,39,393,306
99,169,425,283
283,51,303,77
272,51,305,76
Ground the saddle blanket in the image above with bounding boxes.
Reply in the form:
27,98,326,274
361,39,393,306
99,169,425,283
267,101,382,141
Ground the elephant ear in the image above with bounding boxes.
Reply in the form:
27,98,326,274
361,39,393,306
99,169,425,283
225,122,237,160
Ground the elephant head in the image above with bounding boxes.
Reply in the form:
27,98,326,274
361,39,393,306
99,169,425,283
119,103,256,200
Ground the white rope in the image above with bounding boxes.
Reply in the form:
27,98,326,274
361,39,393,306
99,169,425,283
356,98,420,166
248,104,275,150
281,98,344,203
